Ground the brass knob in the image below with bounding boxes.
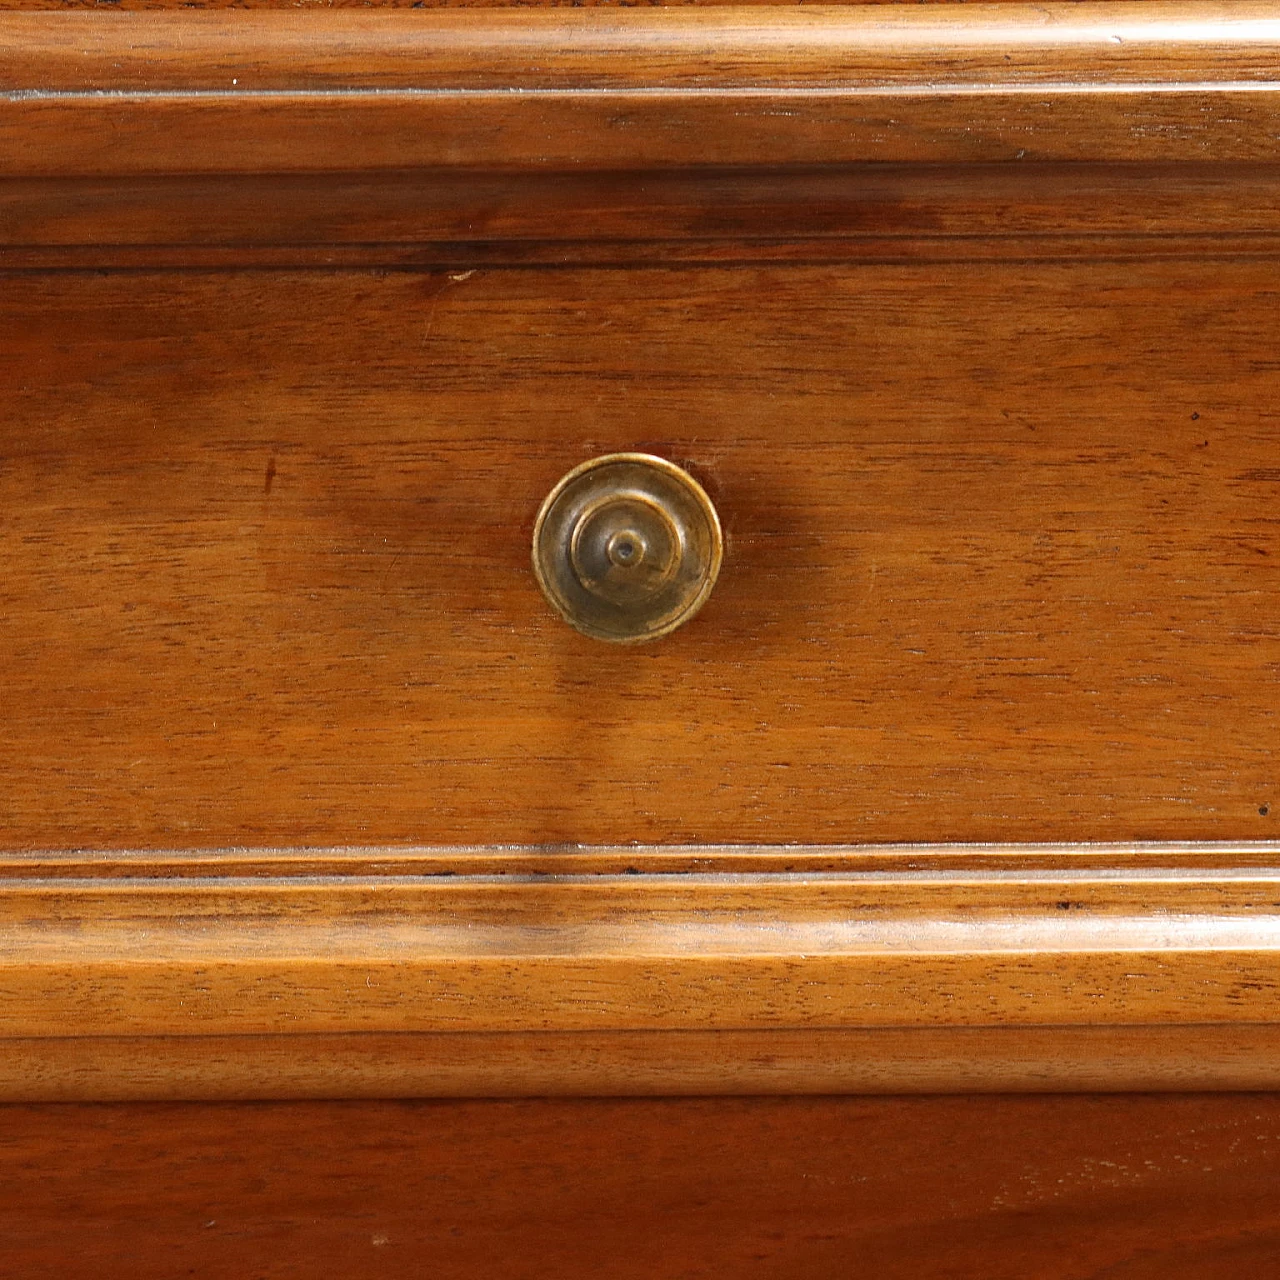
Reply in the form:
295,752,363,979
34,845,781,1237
532,453,723,644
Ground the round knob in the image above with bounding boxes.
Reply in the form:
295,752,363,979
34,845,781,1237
532,453,723,644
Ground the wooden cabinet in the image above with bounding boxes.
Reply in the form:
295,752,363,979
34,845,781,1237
4,3,1280,1273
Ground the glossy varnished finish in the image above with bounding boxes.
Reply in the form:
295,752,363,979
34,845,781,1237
9,8,1280,175
11,6,1280,91
10,164,1280,265
531,453,723,643
4,1094,1280,1277
0,847,1273,1099
2,2,1279,1075
2,261,1277,846
6,1,1280,1268
9,860,1280,1039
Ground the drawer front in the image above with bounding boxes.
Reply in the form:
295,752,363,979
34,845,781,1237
6,4,1280,1113
3,258,1277,847
6,1094,1280,1280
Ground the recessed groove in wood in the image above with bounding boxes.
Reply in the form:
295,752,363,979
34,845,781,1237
4,841,1280,879
14,237,1280,271
8,165,1280,257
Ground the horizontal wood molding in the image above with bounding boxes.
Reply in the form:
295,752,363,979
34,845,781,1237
6,7,1280,260
14,1027,1280,1102
9,5,1280,91
7,87,1280,176
5,5,1280,178
9,163,1280,263
3,844,1280,1099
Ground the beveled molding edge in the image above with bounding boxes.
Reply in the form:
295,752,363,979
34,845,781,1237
9,3,1280,266
7,4,1280,181
8,5,1280,268
6,839,1280,877
12,1028,1280,1104
1,842,1279,1100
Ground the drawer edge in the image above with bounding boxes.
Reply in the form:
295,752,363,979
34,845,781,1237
9,1025,1280,1102
3,842,1280,1098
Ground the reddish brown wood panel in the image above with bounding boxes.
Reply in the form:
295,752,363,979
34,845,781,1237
3,1094,1280,1278
8,165,1280,260
19,1024,1280,1101
2,261,1277,847
8,8,1280,175
10,7,1280,92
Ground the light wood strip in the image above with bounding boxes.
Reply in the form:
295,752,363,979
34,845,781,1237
3,841,1280,878
0,865,1278,1040
7,6,1280,91
0,855,1279,1094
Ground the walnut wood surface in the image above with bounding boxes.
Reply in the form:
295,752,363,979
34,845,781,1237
0,850,1272,1098
14,89,1280,173
7,6,1280,174
5,0,1280,1130
9,164,1280,263
2,261,1277,847
8,863,1280,1038
3,1094,1280,1277
18,1026,1280,1101
5,6,1280,1269
10,6,1280,90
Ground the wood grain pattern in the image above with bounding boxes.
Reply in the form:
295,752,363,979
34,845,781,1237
6,864,1280,1038
9,164,1280,260
5,10,1280,1272
2,262,1277,847
5,0,1280,1135
0,851,1275,1097
10,87,1280,176
18,1025,1280,1101
3,1094,1280,1277
7,6,1280,175
11,6,1280,90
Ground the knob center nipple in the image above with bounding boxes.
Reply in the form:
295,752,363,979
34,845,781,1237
606,529,645,568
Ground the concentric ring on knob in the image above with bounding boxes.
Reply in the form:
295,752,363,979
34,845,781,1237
532,453,722,643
